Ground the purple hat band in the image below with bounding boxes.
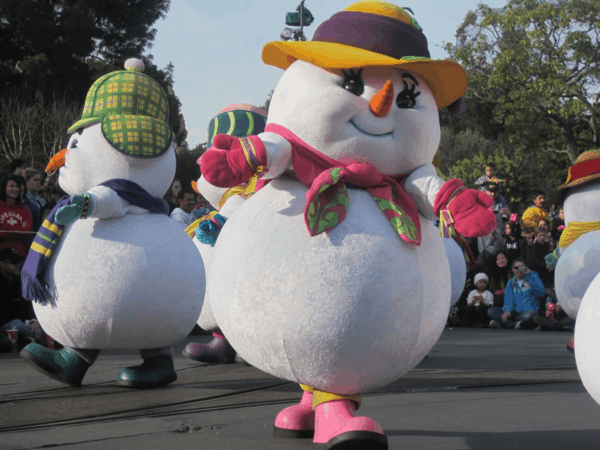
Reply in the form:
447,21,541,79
312,11,430,60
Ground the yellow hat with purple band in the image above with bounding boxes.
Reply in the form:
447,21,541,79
262,1,467,109
67,58,174,158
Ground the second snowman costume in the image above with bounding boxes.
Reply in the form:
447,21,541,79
201,2,496,449
20,60,204,388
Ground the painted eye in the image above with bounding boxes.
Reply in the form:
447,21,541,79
70,139,78,149
342,69,364,96
396,73,421,109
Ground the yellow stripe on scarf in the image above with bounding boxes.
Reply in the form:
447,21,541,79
185,211,219,238
42,219,63,236
559,221,600,249
31,241,53,258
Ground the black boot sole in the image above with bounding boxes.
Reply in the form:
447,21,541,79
20,349,84,387
115,372,177,389
273,424,314,439
182,349,237,364
325,430,388,450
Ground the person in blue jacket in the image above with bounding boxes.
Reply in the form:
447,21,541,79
488,257,545,329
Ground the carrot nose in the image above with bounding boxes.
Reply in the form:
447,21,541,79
45,149,67,173
191,180,199,193
369,80,394,117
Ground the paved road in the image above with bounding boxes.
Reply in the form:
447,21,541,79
1,328,598,450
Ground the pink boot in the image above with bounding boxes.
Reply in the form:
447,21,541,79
273,390,315,438
182,330,245,364
313,400,388,449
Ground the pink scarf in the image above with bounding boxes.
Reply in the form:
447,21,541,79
264,124,422,245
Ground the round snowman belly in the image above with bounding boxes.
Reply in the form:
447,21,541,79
555,230,600,319
208,179,450,394
34,213,205,349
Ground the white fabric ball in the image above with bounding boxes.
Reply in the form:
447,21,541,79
124,58,145,73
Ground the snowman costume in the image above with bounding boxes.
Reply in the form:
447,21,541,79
20,60,204,388
550,151,600,320
184,104,267,364
201,3,496,449
547,151,600,405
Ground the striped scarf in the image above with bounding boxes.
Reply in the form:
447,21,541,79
21,179,169,304
21,196,70,304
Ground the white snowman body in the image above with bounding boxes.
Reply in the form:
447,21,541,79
192,176,246,330
554,182,600,319
34,124,205,349
208,61,451,394
442,234,467,305
575,271,600,405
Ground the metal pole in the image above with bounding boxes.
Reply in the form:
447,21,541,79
299,0,304,40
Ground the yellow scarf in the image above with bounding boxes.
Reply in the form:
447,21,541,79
558,221,600,249
184,174,259,239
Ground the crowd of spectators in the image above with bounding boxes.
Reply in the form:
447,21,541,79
164,179,213,228
450,162,572,333
0,159,65,352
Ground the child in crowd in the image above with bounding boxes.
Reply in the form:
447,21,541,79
466,273,494,327
530,227,553,288
501,220,527,269
531,288,575,332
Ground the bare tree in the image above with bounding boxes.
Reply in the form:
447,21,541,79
0,91,80,168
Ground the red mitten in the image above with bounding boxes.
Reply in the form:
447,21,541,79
199,134,267,188
434,179,497,238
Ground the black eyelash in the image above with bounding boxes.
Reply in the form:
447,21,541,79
342,68,365,96
396,73,421,109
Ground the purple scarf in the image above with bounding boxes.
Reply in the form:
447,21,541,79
21,179,168,304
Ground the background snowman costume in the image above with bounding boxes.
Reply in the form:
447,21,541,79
549,150,600,320
546,151,600,406
183,104,267,364
20,60,204,389
200,2,496,449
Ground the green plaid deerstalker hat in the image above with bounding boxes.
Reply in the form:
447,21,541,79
67,58,174,158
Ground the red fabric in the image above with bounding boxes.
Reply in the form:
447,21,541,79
212,329,226,339
434,179,496,238
570,158,600,181
265,124,421,245
199,134,267,188
0,200,33,257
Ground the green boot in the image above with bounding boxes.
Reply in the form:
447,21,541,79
20,344,90,387
116,354,177,389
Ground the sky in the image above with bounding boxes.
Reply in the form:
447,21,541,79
150,0,508,149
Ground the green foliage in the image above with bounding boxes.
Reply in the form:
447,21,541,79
445,0,600,164
174,144,203,197
0,0,187,169
260,90,274,114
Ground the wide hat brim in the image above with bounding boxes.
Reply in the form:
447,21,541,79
554,150,600,204
262,41,467,109
555,172,600,204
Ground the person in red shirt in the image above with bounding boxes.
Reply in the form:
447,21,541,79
0,175,33,257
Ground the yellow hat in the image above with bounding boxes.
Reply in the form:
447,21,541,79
262,1,467,109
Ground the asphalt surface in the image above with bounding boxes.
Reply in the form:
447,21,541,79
1,327,599,450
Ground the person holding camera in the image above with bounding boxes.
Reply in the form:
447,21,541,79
487,257,545,329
